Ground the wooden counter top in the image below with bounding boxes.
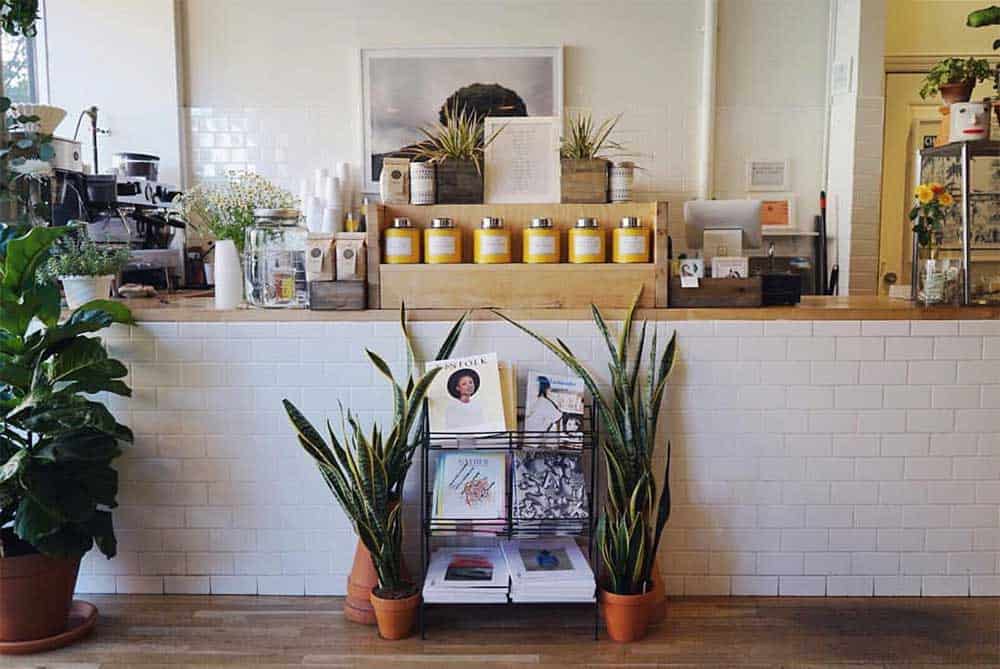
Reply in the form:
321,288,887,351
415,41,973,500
111,292,1000,322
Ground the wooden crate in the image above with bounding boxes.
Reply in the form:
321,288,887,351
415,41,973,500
435,159,483,204
366,202,668,309
668,276,762,308
561,158,609,203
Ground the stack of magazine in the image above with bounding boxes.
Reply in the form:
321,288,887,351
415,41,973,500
422,546,509,603
512,451,588,535
501,538,595,603
422,539,596,604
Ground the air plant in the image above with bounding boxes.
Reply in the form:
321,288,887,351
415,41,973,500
283,306,467,595
411,103,504,175
560,112,626,161
492,288,676,595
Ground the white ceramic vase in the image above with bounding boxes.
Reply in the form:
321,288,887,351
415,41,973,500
61,275,113,309
213,239,243,310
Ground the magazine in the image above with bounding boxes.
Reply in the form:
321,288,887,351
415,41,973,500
432,451,507,527
512,451,588,535
524,370,585,447
500,538,595,602
426,353,507,434
422,546,510,604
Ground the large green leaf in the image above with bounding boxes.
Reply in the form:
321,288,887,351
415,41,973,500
0,449,27,483
33,429,122,463
0,226,66,292
47,336,128,389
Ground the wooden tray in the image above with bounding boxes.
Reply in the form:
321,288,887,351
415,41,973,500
668,276,762,308
367,202,668,309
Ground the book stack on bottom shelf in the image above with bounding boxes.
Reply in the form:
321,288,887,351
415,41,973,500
423,547,509,604
503,538,595,603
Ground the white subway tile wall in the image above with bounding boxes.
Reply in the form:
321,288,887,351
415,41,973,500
76,319,1000,597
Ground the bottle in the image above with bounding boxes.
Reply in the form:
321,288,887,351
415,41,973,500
612,216,649,263
568,217,605,263
474,217,511,264
425,217,462,264
522,217,560,264
383,217,421,264
359,196,369,233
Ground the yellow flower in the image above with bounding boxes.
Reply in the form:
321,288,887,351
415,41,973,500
938,191,954,207
915,184,934,204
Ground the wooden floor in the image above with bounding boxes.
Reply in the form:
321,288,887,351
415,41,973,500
3,595,998,668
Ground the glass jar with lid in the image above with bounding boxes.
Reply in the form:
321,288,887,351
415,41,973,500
244,208,309,308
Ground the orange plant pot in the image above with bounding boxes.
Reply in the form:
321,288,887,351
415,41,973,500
0,552,81,642
369,589,420,640
648,562,667,623
344,542,378,625
601,588,655,642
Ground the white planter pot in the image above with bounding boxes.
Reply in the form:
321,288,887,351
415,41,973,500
60,275,113,310
213,239,243,310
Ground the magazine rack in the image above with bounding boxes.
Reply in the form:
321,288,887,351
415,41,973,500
418,402,601,639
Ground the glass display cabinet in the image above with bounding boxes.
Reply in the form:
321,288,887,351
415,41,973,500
913,141,1000,305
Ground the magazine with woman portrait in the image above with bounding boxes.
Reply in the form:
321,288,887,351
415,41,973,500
426,353,507,434
524,371,585,448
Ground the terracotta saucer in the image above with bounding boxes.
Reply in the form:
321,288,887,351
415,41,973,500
0,600,98,655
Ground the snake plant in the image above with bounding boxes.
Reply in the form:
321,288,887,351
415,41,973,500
283,307,467,594
411,102,505,175
492,289,675,595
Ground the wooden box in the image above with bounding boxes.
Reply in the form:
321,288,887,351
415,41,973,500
309,280,367,310
435,159,483,204
561,158,609,204
668,276,762,308
366,202,668,310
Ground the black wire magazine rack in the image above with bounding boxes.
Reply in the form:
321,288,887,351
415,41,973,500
418,402,601,639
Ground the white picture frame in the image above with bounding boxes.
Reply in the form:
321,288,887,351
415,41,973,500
746,159,789,192
483,116,561,204
360,46,564,192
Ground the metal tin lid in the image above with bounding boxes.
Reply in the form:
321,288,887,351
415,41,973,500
575,217,599,228
254,208,301,223
391,217,412,228
620,216,642,228
530,217,553,229
431,217,454,229
481,217,504,229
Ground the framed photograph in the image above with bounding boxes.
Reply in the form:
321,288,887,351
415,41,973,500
711,256,749,279
746,159,789,191
484,116,561,203
678,258,705,278
755,194,797,227
360,46,564,192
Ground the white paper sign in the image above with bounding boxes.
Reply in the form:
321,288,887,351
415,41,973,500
484,116,561,204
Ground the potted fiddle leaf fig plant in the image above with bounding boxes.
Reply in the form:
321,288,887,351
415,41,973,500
493,288,676,642
0,224,133,645
283,307,466,639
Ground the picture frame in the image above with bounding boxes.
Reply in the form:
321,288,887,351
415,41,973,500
746,159,789,192
678,257,705,279
711,256,749,279
483,116,561,204
360,46,564,192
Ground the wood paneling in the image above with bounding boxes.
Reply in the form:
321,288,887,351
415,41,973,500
22,595,1000,667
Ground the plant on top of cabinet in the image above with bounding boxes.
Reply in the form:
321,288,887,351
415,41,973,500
919,57,993,104
0,224,134,645
411,103,504,204
282,306,467,639
966,6,1000,98
491,288,676,642
560,112,625,204
40,224,131,309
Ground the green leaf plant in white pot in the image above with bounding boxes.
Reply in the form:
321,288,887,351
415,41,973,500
0,224,133,646
40,224,130,310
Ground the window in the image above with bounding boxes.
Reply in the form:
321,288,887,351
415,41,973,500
1,8,46,104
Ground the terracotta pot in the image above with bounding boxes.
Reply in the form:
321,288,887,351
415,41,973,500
601,587,655,642
0,550,81,642
939,80,975,105
648,562,667,623
344,542,378,625
369,589,420,640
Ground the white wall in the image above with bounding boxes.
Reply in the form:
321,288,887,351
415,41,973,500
179,0,830,244
45,0,182,184
77,316,1000,597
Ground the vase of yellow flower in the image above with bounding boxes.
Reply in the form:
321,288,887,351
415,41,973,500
910,182,959,305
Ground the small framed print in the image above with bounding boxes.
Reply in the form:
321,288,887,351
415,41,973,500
757,195,796,227
678,258,705,279
711,256,749,279
746,159,789,191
